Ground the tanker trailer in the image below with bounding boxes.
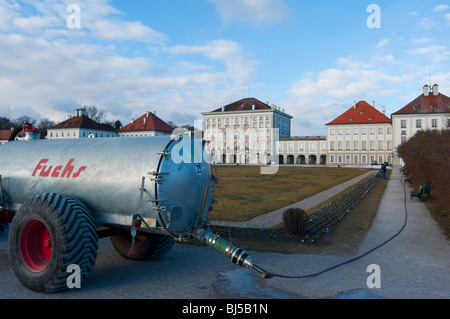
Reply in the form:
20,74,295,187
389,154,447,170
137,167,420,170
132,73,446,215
0,127,271,293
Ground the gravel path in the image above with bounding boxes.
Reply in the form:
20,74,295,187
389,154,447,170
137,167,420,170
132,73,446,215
211,170,377,229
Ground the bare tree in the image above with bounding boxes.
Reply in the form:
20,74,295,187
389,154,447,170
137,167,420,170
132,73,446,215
37,118,56,138
167,121,178,129
12,116,36,128
83,105,105,122
0,117,13,130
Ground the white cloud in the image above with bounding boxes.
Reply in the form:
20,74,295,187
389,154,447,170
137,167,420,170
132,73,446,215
284,56,411,135
420,16,438,30
411,37,433,44
433,4,450,12
3,0,166,43
377,38,390,48
372,55,398,64
89,20,166,43
0,33,154,118
0,0,20,30
407,45,450,63
166,39,258,85
0,33,252,124
208,0,289,26
13,15,60,30
0,1,259,126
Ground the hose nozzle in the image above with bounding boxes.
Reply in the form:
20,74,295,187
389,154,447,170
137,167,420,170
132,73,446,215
202,230,273,279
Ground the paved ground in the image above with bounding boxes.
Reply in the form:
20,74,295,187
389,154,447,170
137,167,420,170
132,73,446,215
0,168,448,299
248,168,450,299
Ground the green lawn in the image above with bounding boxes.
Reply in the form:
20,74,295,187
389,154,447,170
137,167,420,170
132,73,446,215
209,165,371,222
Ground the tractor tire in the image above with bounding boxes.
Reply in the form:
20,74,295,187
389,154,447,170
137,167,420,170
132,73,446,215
111,231,174,261
9,193,98,293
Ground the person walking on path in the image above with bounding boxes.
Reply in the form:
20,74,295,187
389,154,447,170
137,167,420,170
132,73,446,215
381,162,387,179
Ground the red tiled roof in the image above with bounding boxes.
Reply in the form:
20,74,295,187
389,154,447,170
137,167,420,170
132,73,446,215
392,92,450,115
211,98,272,112
119,112,174,133
0,129,25,140
50,115,116,132
326,100,391,125
0,130,13,140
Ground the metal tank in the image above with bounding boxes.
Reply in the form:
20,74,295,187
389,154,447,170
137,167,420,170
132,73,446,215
0,134,212,237
0,128,272,293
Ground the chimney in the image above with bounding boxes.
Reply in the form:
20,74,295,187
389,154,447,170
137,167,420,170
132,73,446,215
75,108,86,117
432,84,439,96
252,104,256,110
423,84,430,96
353,101,357,109
373,101,376,108
143,117,146,124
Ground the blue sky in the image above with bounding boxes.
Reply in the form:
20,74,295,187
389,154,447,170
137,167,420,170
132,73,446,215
1,0,449,135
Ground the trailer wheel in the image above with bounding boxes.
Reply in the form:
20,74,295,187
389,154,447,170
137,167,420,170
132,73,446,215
9,193,98,293
111,232,174,261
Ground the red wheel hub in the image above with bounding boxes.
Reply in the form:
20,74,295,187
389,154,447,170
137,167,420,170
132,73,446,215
20,219,52,272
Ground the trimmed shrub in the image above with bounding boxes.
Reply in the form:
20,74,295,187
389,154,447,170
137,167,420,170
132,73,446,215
283,208,307,236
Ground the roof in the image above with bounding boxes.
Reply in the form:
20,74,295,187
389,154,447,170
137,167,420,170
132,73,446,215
0,130,13,140
119,111,174,133
50,115,116,132
0,129,25,140
326,100,391,125
392,91,450,116
204,97,293,118
210,97,272,113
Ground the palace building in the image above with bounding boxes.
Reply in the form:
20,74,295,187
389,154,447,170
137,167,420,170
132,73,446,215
202,84,449,167
391,84,450,166
325,100,393,165
201,98,293,164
